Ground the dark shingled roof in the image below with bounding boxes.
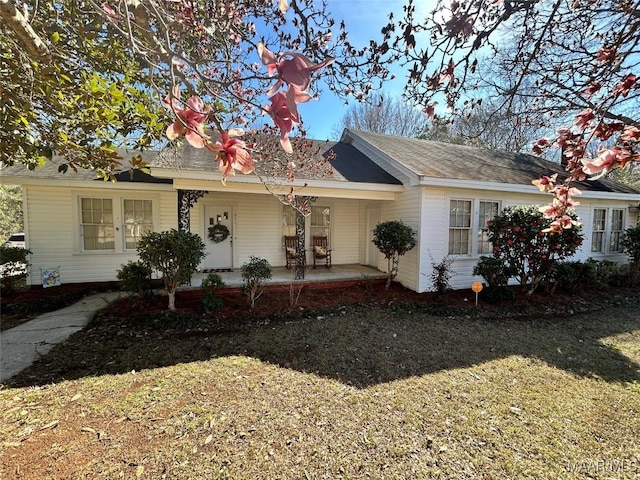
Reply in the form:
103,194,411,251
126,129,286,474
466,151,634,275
0,151,170,184
151,138,402,185
348,129,640,194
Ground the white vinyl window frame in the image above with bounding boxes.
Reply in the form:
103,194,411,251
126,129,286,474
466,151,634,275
591,207,626,255
448,199,472,255
447,198,501,257
281,203,333,248
122,198,154,250
74,192,158,254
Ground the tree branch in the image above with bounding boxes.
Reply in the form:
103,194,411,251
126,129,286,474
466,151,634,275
0,0,50,60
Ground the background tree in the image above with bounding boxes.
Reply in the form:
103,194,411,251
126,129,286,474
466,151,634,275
373,0,639,230
372,220,417,290
0,185,23,242
331,92,429,138
1,0,393,190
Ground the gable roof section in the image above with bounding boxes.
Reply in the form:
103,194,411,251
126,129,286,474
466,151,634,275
151,139,402,185
344,129,640,195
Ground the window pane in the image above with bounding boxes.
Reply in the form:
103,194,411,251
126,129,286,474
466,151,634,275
591,209,606,253
311,206,331,239
478,201,499,254
81,198,115,251
449,200,471,254
122,199,153,249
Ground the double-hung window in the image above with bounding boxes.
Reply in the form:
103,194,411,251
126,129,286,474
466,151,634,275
609,209,624,253
310,205,331,239
79,195,154,252
123,199,153,250
477,201,500,255
448,199,472,255
81,198,115,251
591,207,626,254
591,208,607,253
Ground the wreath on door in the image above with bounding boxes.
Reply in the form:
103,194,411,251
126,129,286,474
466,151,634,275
208,223,230,243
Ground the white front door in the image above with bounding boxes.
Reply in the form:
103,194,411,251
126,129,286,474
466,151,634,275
203,205,233,270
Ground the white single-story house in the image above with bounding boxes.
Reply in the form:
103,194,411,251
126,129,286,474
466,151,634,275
2,128,639,292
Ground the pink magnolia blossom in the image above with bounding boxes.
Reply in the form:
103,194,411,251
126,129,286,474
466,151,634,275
257,42,334,98
583,81,602,96
612,73,637,97
205,129,255,183
542,215,578,234
531,173,557,193
573,108,595,130
596,47,616,63
164,87,211,148
263,92,300,153
621,125,640,142
532,137,550,156
582,146,632,179
422,102,438,119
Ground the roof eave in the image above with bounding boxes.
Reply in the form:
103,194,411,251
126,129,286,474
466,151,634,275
419,176,640,200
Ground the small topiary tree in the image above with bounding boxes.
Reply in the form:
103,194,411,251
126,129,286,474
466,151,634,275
117,260,153,301
241,256,272,309
486,205,583,295
201,272,226,312
372,220,417,290
137,229,206,311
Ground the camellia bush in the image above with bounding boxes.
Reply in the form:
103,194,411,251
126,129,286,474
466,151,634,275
137,229,206,311
372,220,417,290
486,205,584,295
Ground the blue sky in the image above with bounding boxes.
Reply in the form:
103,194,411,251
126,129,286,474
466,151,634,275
296,0,435,140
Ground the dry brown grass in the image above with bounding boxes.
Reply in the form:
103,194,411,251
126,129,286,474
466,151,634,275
1,298,639,479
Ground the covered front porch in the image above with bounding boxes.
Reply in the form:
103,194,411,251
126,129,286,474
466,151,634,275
185,264,386,289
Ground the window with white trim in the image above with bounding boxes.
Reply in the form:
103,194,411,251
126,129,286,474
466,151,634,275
81,198,115,251
591,208,607,253
591,207,626,254
123,199,153,249
79,195,155,252
448,199,472,255
477,201,500,254
282,204,296,238
310,205,331,240
609,209,625,253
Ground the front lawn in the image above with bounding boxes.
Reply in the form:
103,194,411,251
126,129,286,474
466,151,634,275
1,299,639,479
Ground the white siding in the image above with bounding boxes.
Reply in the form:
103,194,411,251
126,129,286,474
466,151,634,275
23,185,175,285
380,186,422,291
417,186,638,292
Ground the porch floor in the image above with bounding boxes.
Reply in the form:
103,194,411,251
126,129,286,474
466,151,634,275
185,264,386,290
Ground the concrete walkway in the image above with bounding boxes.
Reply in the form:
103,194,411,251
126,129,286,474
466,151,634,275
1,292,123,383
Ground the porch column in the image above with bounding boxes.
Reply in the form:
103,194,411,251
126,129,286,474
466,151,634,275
293,196,318,280
177,189,208,232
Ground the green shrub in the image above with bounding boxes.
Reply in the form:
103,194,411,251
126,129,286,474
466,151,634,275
241,256,272,309
137,229,206,311
201,272,225,312
621,223,640,267
587,258,620,287
430,256,453,294
484,286,517,304
117,260,153,300
552,260,598,292
486,205,583,295
372,220,417,290
473,256,515,287
0,245,31,292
